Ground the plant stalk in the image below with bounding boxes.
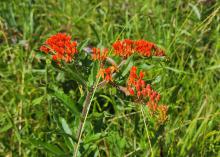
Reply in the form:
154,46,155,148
73,79,99,157
140,106,153,156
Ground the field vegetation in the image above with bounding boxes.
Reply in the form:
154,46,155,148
0,0,219,156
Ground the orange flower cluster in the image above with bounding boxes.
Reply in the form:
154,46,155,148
40,33,168,122
135,40,165,57
127,66,160,101
112,39,134,58
91,48,108,61
127,66,168,122
97,66,116,82
40,33,77,62
112,39,165,58
135,40,155,57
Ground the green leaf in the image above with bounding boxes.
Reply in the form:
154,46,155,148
32,96,44,106
206,64,220,71
121,56,134,77
59,117,72,135
64,64,87,87
59,117,74,148
164,66,191,74
189,3,201,20
0,122,12,133
30,139,65,155
139,64,155,70
151,56,167,61
52,89,80,116
88,61,99,87
78,39,90,52
152,75,162,84
90,24,100,42
35,51,47,59
84,133,107,144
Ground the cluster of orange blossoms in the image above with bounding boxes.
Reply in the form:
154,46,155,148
40,33,167,122
91,47,113,81
97,66,116,82
40,33,77,62
127,66,168,122
112,39,134,58
112,39,165,58
127,66,160,103
91,48,108,61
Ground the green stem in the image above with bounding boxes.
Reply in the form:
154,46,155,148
73,78,100,157
140,106,153,156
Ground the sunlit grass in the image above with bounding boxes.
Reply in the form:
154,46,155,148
0,0,219,156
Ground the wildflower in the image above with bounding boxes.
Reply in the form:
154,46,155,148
91,48,108,61
137,91,141,98
139,71,144,79
112,39,135,58
40,45,49,53
40,33,77,63
126,66,167,121
127,66,147,98
128,86,135,95
52,55,58,61
104,67,112,81
97,66,116,82
112,39,165,58
97,68,105,79
150,91,158,102
127,66,138,86
135,40,155,57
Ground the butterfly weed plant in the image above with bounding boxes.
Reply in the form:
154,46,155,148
40,33,168,156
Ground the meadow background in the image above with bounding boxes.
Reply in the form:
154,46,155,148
0,0,219,156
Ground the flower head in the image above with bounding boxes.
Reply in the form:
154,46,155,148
135,40,155,57
112,39,165,58
91,48,108,61
97,66,116,82
40,33,77,63
112,39,135,58
126,66,168,122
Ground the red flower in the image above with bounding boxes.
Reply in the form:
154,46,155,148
40,33,77,63
40,45,50,53
112,39,165,58
52,55,58,61
139,71,144,79
128,87,135,95
104,67,112,81
112,39,135,58
126,66,166,114
127,66,138,86
135,40,155,57
97,66,116,82
92,48,108,61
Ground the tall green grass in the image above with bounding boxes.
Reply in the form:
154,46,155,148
0,0,219,156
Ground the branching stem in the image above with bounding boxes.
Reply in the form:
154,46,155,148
73,59,126,156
